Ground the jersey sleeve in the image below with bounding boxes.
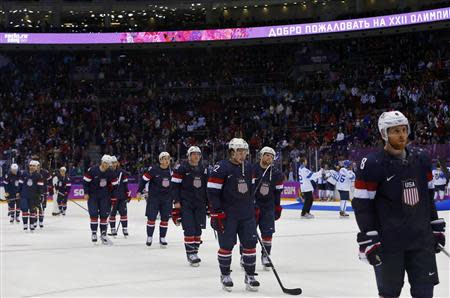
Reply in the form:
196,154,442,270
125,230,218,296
274,170,284,206
83,168,93,196
352,155,381,232
170,164,184,204
327,171,338,185
207,161,227,211
137,167,153,194
3,174,10,195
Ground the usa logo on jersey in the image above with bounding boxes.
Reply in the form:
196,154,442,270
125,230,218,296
402,179,419,206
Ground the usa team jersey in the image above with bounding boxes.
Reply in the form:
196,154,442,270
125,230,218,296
336,168,355,191
112,168,130,200
352,147,438,252
298,165,314,192
171,162,208,206
83,165,117,199
207,159,254,219
253,164,284,208
19,171,44,200
137,166,172,200
4,171,21,197
55,174,72,196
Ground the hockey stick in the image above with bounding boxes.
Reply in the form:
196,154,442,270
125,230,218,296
69,198,89,213
256,233,302,295
438,244,450,258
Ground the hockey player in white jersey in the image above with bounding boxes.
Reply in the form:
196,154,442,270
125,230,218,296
298,157,315,218
336,160,355,217
432,162,447,201
326,164,340,201
315,163,330,201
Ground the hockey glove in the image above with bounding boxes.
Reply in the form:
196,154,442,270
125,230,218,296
171,208,182,226
431,218,446,253
357,231,382,266
255,207,260,223
210,210,226,233
275,205,282,221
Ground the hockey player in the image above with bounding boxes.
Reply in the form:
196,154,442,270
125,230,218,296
18,160,44,231
171,146,208,266
55,166,71,215
137,152,172,248
35,162,53,228
109,156,131,237
352,111,446,298
207,138,259,292
253,146,283,270
315,163,329,201
326,164,339,201
4,164,21,223
298,157,315,218
336,160,355,217
83,155,118,245
432,162,447,201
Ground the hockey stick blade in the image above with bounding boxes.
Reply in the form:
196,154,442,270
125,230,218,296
438,244,450,257
257,234,302,295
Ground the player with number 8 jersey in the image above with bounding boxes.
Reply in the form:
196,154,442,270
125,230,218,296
352,111,446,298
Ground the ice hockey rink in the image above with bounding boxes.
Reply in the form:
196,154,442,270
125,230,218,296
1,200,449,298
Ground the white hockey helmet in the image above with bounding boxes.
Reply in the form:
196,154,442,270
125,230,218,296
110,155,118,163
101,154,112,164
11,163,19,170
187,146,201,157
260,146,276,157
29,160,39,166
60,166,67,172
378,111,410,141
228,138,248,151
159,151,170,161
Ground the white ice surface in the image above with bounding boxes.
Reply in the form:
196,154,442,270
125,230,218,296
1,200,449,298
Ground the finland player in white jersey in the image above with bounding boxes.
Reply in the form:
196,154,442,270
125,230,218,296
432,162,447,201
314,164,329,201
336,160,355,217
298,157,315,218
326,164,340,201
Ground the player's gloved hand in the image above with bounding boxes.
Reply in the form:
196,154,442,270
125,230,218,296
255,207,260,223
171,208,182,226
431,218,446,253
126,191,132,203
210,210,226,233
275,205,282,221
111,197,117,207
357,231,382,266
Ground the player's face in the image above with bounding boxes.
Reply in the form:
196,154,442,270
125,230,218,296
189,152,201,164
233,149,248,164
11,169,18,174
29,164,37,172
112,161,119,169
60,169,66,176
160,156,170,168
387,125,408,150
262,153,274,165
101,161,110,170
